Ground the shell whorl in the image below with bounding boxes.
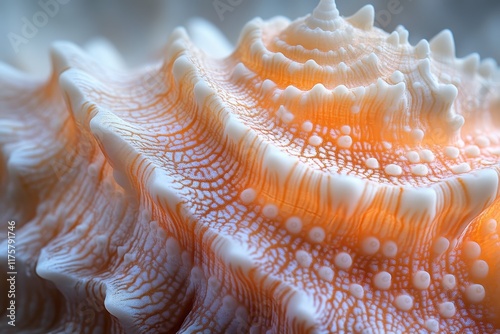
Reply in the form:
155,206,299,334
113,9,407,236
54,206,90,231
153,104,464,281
234,0,499,152
188,0,500,241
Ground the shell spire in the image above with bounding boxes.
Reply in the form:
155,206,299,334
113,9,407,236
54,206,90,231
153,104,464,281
306,0,341,30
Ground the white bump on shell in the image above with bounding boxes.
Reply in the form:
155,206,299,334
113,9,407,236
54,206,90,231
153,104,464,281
441,274,456,290
475,135,490,148
340,125,351,135
411,164,429,176
361,236,380,255
406,151,420,163
412,129,425,142
419,149,435,162
373,271,392,290
463,241,481,259
309,135,323,146
240,188,257,204
365,158,380,169
412,270,431,290
334,252,353,270
318,266,334,282
302,121,313,132
349,283,364,299
432,236,450,255
384,164,403,176
424,319,440,333
444,146,460,159
394,294,413,311
285,216,303,234
470,260,489,279
464,145,481,157
483,219,497,235
295,250,312,268
309,226,326,243
451,162,471,174
465,284,485,303
337,135,353,148
438,302,456,318
262,204,279,218
382,241,398,258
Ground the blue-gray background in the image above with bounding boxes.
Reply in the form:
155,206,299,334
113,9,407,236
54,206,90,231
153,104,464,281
0,0,499,74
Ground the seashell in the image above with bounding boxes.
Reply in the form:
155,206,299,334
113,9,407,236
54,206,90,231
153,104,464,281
1,0,500,333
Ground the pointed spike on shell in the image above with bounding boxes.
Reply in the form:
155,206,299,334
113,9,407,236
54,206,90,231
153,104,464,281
283,85,302,100
312,0,340,19
430,29,456,59
306,0,342,30
346,5,375,31
306,83,331,105
386,31,399,46
461,53,480,76
415,40,430,59
478,58,498,78
333,84,350,96
395,25,409,44
364,52,379,69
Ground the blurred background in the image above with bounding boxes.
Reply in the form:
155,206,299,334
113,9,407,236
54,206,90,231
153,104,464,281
0,0,499,75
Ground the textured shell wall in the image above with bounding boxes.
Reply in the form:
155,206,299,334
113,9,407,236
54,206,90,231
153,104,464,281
1,0,500,333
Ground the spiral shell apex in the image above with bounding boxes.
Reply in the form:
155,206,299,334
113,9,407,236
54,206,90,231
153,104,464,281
1,0,500,333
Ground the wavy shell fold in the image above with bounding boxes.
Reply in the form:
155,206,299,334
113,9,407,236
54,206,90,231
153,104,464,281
1,0,500,333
